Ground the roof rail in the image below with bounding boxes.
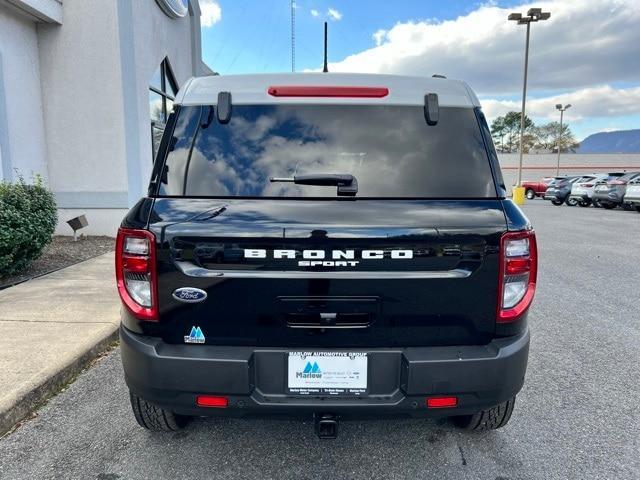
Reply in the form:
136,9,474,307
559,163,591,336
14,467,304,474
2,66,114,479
432,74,447,79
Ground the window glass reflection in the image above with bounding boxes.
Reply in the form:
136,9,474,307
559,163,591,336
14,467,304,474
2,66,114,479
160,105,496,198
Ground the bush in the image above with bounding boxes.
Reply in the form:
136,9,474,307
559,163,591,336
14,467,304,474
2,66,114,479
0,174,57,277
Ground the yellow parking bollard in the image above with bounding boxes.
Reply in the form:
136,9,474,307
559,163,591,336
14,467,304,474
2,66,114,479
512,186,526,205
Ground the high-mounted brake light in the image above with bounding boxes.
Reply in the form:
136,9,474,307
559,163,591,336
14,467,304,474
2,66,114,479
497,230,537,323
267,86,389,98
115,228,158,321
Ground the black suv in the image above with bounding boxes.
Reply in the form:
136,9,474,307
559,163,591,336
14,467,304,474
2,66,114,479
116,74,537,438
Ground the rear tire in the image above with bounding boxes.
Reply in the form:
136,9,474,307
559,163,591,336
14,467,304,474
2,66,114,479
452,397,516,431
525,189,535,200
635,206,640,212
578,199,592,207
551,199,563,206
602,203,617,210
593,199,602,208
565,197,578,206
129,392,190,431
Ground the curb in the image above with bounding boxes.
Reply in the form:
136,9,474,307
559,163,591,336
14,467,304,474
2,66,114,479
0,326,119,437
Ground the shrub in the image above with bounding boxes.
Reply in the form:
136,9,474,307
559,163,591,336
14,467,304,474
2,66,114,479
0,174,57,277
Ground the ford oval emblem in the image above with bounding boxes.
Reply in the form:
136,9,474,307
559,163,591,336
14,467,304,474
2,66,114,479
172,287,207,303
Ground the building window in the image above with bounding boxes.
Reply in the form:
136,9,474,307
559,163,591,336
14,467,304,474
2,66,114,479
149,58,178,161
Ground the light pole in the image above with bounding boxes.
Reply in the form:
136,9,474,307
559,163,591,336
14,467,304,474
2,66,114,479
555,104,571,176
508,8,551,194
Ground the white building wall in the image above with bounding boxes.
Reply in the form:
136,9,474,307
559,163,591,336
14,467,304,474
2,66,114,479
33,0,203,236
36,0,129,236
0,6,48,182
128,0,203,201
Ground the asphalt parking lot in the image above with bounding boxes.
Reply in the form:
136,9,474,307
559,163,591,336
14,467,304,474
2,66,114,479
0,201,638,480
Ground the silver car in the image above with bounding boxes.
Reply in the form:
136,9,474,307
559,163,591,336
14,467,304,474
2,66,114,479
593,172,640,209
569,173,624,207
624,176,640,212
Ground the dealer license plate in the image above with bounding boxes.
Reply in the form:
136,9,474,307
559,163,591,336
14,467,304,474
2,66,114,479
287,352,368,396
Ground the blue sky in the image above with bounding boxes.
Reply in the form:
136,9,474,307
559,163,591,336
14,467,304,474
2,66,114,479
198,0,640,140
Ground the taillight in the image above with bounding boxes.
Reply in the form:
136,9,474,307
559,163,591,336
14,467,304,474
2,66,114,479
581,183,594,188
115,228,158,321
497,230,537,323
608,180,625,185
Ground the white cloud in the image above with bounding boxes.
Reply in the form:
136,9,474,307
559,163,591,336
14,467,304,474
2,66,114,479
327,8,342,21
199,0,221,28
327,0,640,95
481,85,640,123
372,29,387,46
311,9,320,17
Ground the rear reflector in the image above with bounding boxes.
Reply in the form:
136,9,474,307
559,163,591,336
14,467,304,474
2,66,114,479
196,395,228,408
268,86,389,98
426,396,458,408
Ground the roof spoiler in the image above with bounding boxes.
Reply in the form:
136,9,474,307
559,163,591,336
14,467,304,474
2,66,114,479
424,93,439,126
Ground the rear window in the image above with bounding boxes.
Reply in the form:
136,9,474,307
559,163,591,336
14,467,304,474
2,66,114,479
620,172,640,182
157,104,497,198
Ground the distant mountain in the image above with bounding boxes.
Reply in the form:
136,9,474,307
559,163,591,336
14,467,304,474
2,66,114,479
578,129,640,153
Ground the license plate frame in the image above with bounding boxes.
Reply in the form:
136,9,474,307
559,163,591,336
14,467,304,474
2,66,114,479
287,352,368,396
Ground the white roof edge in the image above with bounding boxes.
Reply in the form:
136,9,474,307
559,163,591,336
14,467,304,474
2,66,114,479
461,81,482,108
176,73,481,108
5,0,63,24
175,77,196,104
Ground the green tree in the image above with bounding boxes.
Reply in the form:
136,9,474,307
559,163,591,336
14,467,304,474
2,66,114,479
491,112,534,153
533,121,579,153
490,116,507,153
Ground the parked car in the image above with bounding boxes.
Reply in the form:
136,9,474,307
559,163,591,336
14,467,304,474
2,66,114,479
623,176,640,212
116,73,536,438
544,176,586,206
522,177,553,199
569,173,625,207
592,172,640,209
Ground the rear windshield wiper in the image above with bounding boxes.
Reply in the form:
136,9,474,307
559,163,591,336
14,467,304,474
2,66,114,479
270,174,358,196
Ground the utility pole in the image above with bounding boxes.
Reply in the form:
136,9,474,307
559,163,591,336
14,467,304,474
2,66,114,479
508,8,550,198
323,22,329,72
555,104,571,176
291,0,296,72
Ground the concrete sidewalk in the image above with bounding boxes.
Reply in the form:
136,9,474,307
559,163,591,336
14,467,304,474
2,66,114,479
0,253,119,436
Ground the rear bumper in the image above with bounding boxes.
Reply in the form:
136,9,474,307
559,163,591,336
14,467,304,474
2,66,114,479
569,193,589,202
593,191,622,204
120,325,530,418
544,190,567,201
